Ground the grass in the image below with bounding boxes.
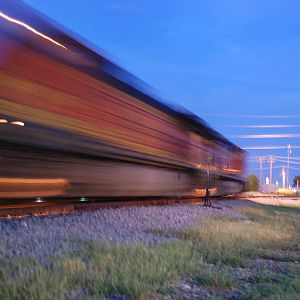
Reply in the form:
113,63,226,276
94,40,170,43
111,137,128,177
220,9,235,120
243,274,300,300
192,266,236,288
0,241,203,299
0,204,299,299
170,206,299,267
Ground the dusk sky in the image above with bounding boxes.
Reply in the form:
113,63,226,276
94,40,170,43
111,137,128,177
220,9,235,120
24,0,300,186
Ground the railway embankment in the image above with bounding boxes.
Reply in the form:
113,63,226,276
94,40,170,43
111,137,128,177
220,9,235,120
1,199,299,299
0,202,244,259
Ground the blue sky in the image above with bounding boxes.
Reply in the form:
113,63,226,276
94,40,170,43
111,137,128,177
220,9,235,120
23,0,300,186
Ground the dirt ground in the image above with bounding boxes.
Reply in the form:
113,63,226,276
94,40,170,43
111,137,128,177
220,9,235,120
243,194,300,207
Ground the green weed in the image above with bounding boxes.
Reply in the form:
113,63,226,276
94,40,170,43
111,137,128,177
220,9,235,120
193,266,236,288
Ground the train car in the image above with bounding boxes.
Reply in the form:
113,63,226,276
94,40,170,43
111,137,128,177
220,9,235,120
0,0,244,199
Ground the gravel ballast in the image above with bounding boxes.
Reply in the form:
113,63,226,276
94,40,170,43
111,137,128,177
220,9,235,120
0,200,248,260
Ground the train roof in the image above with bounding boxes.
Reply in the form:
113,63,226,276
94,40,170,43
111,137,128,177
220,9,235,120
1,0,243,153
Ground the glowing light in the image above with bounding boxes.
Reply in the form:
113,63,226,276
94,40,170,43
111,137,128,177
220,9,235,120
36,197,43,203
223,167,239,173
0,11,67,49
10,121,24,126
80,197,87,202
0,119,8,124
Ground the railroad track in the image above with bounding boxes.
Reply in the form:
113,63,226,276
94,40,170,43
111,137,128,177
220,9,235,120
0,197,211,219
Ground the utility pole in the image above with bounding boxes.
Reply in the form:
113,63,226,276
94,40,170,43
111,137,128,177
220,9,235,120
269,156,275,185
204,152,212,207
287,144,291,189
282,167,286,189
259,156,263,191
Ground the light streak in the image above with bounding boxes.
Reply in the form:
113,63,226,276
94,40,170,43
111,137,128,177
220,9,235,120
0,119,8,124
243,146,300,150
10,121,24,126
231,134,300,139
227,124,300,128
203,114,300,119
0,11,67,49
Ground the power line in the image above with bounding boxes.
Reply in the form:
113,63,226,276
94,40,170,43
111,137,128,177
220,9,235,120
288,166,300,171
274,159,300,165
247,166,282,171
274,156,300,160
243,146,300,150
247,156,300,166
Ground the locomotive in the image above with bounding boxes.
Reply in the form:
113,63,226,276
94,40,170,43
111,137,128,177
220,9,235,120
0,1,244,199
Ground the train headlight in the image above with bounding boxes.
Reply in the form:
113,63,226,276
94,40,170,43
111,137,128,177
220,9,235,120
10,121,25,126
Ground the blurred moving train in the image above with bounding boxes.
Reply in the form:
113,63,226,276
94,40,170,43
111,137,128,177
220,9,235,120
0,1,244,199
